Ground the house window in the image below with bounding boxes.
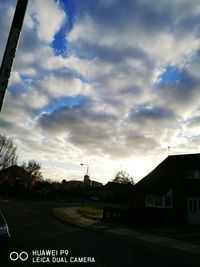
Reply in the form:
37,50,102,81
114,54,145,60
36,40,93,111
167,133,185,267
164,189,172,208
164,196,172,208
145,190,172,209
146,195,164,208
188,198,199,213
154,196,164,207
146,195,154,206
194,201,197,213
187,170,200,179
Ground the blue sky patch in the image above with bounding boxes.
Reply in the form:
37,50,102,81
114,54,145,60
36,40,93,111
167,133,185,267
39,95,91,114
157,65,196,95
52,0,75,57
158,65,182,85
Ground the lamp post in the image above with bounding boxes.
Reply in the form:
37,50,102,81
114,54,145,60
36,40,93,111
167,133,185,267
168,146,171,156
80,163,89,176
80,163,91,188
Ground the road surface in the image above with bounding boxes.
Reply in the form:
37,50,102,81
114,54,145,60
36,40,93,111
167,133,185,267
0,199,199,267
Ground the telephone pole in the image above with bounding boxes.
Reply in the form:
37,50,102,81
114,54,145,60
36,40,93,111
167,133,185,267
0,0,29,114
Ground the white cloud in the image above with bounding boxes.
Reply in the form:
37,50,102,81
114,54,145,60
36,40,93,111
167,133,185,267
1,0,200,183
29,0,66,43
9,71,21,86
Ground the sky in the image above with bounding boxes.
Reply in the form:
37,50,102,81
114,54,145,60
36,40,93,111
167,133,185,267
1,0,200,184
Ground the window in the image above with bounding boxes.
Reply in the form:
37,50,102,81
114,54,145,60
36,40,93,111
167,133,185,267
155,196,164,207
146,195,154,206
164,196,172,208
146,195,164,208
194,201,197,213
189,199,193,212
164,190,172,208
188,198,200,213
145,190,172,209
187,170,200,179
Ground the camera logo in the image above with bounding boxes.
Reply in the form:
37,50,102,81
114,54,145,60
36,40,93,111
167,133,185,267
10,251,29,261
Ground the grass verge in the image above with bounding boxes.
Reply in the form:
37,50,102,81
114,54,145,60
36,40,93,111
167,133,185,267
0,199,9,204
78,206,103,220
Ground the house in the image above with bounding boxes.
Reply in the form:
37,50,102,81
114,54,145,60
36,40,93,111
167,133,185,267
90,180,103,188
103,182,134,203
83,175,103,188
130,153,200,225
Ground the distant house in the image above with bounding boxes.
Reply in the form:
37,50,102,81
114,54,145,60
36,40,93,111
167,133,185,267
91,180,103,188
130,154,200,225
83,175,103,188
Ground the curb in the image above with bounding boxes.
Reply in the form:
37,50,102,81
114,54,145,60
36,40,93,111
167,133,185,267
51,207,200,266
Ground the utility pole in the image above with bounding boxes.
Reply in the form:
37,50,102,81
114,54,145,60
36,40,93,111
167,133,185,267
0,0,29,114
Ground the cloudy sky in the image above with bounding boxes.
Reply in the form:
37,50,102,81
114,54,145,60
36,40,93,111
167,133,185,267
1,0,200,184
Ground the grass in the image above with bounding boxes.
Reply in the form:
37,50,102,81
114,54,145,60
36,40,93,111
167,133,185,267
0,199,9,204
78,206,103,220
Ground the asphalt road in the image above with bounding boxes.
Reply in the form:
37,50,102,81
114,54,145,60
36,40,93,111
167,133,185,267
0,199,199,267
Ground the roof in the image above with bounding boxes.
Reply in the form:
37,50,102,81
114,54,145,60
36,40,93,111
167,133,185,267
133,153,200,194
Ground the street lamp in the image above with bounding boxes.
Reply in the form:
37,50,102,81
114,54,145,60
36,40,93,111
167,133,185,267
80,163,89,176
168,146,171,156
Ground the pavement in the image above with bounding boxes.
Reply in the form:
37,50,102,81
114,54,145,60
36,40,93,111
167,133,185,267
52,206,200,264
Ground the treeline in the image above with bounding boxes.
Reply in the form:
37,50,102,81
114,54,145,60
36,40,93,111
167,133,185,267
0,134,43,198
0,134,99,200
0,134,134,203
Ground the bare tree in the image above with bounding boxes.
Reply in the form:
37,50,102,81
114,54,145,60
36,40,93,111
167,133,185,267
112,170,135,185
21,160,43,190
0,134,18,170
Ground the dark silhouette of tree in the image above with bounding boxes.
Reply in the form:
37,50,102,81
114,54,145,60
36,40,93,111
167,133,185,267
0,134,18,170
21,160,43,190
112,170,135,185
62,179,67,185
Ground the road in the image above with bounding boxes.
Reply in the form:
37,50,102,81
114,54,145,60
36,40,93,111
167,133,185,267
0,199,199,267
